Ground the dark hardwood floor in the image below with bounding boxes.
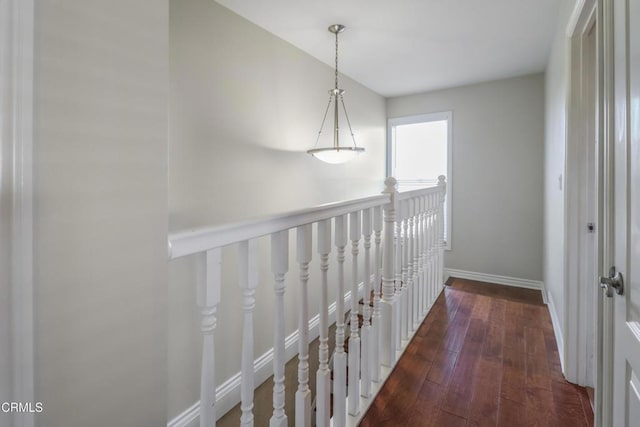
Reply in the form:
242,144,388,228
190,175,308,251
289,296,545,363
359,278,594,427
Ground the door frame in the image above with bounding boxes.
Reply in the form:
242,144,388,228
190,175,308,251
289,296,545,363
564,0,599,389
2,0,35,426
595,0,615,423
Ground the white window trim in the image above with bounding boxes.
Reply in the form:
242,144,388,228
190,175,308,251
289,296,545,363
386,111,453,250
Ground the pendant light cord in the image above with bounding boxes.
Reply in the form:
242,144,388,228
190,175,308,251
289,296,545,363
335,30,339,90
335,30,357,147
311,25,359,151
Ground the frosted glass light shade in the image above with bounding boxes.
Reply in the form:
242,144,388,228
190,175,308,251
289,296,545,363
307,147,364,164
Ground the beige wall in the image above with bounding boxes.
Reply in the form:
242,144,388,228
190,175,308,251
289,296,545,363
168,0,386,420
33,1,169,426
387,74,545,282
544,0,577,351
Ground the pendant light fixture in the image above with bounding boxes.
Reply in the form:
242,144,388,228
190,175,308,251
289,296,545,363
307,24,364,164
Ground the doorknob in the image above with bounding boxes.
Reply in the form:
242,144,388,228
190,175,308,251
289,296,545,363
600,266,624,297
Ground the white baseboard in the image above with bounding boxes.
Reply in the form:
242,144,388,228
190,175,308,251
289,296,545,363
168,279,368,427
444,268,544,291
167,402,199,427
546,291,566,374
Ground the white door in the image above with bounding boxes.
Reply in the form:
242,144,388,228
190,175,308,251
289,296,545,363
608,0,640,424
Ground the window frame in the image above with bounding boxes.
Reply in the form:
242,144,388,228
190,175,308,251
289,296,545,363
386,111,453,250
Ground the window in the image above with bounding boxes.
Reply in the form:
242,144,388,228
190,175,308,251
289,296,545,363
387,112,452,249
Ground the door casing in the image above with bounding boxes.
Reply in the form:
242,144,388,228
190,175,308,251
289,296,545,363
564,0,600,390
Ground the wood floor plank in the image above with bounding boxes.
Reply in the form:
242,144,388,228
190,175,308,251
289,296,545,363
531,304,554,332
441,315,470,354
418,321,449,362
504,301,525,350
441,293,475,353
404,334,424,357
488,298,507,325
552,380,590,427
468,358,502,426
434,409,467,427
442,286,465,313
501,340,526,403
525,327,552,391
497,397,525,427
416,288,463,339
543,328,565,383
471,294,492,320
578,386,595,427
522,303,541,326
406,380,445,426
440,318,487,418
525,387,558,426
426,348,458,386
391,355,430,392
417,303,447,336
482,321,504,362
455,292,477,318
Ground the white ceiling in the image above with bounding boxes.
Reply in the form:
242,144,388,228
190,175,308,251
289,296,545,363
214,0,561,97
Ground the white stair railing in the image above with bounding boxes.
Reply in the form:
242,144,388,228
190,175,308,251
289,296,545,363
167,176,446,427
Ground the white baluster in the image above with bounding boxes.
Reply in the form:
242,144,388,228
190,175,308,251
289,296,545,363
438,176,447,291
270,230,289,427
381,177,398,367
433,192,439,302
412,199,420,329
395,207,403,350
348,210,361,416
424,196,430,310
238,241,258,427
296,225,312,427
316,220,331,427
371,206,383,382
333,215,347,427
428,193,436,307
416,197,425,321
420,195,427,315
411,199,419,331
197,249,221,427
400,200,409,342
361,208,373,398
428,194,434,308
407,199,418,342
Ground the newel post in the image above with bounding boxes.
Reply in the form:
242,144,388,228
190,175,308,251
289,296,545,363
381,177,398,366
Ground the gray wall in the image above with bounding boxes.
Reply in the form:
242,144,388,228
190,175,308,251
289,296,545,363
387,74,545,282
168,0,386,420
544,0,576,354
0,0,13,418
33,1,169,426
